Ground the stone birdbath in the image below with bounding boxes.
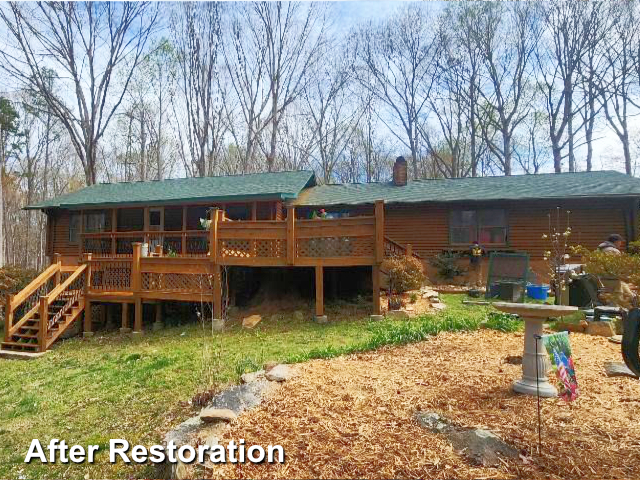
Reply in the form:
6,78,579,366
493,302,578,397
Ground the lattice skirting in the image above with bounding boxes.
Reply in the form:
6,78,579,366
141,273,213,293
91,264,132,290
297,236,374,257
219,239,285,259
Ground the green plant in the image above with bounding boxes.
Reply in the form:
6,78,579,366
409,292,418,303
573,245,640,287
483,312,521,332
429,251,465,280
381,254,425,293
628,240,640,255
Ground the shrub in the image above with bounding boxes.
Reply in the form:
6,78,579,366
429,251,465,280
483,312,521,332
381,255,425,293
0,266,39,297
409,292,418,304
573,245,640,287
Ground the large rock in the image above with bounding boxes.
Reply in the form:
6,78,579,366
241,370,265,384
265,364,293,382
293,310,304,321
386,310,409,320
199,408,237,423
242,314,262,329
586,321,615,337
415,412,518,467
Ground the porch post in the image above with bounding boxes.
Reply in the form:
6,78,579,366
406,244,413,257
111,208,117,256
374,200,385,263
153,302,163,331
133,298,143,335
83,253,93,337
209,209,219,263
53,253,62,286
286,206,295,265
4,294,14,342
83,300,93,337
181,206,187,255
213,264,222,320
120,302,131,334
132,243,143,336
39,296,48,350
372,200,385,319
372,265,381,316
315,265,327,323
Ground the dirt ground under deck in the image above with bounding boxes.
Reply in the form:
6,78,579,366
208,330,640,479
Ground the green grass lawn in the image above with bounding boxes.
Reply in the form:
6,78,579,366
0,295,506,480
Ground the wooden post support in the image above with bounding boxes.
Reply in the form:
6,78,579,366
111,208,117,256
406,244,413,257
39,296,48,351
83,299,92,337
4,294,13,342
134,297,143,334
181,206,187,255
209,209,219,263
372,265,381,316
53,253,62,285
131,243,142,292
83,253,92,295
315,265,324,317
251,202,257,221
213,264,222,319
287,206,295,265
121,302,130,332
375,200,385,264
153,302,163,331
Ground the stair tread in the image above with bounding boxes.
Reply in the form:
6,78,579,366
2,341,39,347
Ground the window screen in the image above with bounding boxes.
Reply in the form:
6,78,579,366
450,209,507,245
69,212,81,244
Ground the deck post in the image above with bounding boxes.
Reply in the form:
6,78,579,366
39,296,48,350
372,265,381,316
153,302,163,331
120,302,131,333
213,264,222,320
375,200,385,264
111,208,117,256
133,298,143,334
132,243,143,335
287,206,295,265
315,265,326,322
83,300,93,337
209,209,219,263
83,253,92,295
406,244,413,257
53,253,62,286
4,294,13,342
181,206,187,255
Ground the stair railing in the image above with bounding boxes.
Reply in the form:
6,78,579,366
383,236,422,260
4,258,62,342
37,264,87,350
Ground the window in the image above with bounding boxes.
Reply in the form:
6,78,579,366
450,209,507,245
84,211,107,233
69,212,81,244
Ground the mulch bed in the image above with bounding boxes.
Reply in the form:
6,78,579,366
209,330,640,479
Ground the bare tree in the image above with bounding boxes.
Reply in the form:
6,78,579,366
352,4,440,179
474,2,540,176
171,2,227,178
0,2,159,185
598,2,639,175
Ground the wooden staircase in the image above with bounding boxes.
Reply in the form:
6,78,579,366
2,262,87,354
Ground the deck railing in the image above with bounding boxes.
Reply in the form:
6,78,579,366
79,202,387,268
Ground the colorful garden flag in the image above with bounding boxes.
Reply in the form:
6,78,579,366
541,332,579,402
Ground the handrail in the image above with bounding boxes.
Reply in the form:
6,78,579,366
81,229,207,237
10,263,59,309
45,264,87,306
384,236,422,259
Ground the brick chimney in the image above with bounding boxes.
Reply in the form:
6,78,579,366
392,156,408,186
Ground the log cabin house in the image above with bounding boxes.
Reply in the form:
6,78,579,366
4,158,640,354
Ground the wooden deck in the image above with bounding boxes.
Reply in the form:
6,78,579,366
3,201,417,353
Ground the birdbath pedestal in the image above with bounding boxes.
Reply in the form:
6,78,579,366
493,302,578,398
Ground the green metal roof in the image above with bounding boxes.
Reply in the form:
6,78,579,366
28,170,316,210
293,170,640,206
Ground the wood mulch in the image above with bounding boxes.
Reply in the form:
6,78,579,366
209,330,640,479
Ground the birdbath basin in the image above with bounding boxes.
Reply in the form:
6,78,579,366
493,302,578,397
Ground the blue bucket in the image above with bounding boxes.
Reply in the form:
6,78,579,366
527,284,549,301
